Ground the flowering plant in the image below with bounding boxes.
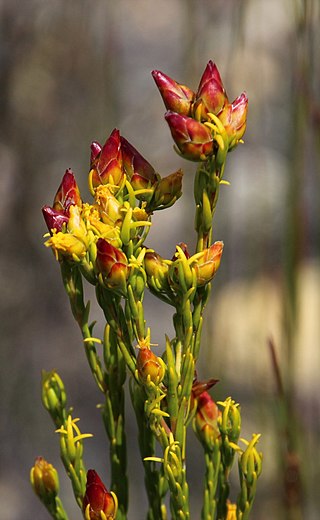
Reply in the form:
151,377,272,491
32,61,262,520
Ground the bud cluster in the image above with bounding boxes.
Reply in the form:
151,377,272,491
152,61,248,161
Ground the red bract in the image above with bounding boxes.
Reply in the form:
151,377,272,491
90,129,123,188
96,238,129,293
192,378,219,399
165,111,214,161
193,60,227,119
152,70,195,116
53,168,82,214
42,205,69,233
90,141,102,164
120,136,158,193
83,470,116,520
190,377,219,416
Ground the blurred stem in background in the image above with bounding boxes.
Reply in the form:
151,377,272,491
280,1,319,519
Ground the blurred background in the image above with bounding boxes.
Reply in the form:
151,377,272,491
0,0,319,518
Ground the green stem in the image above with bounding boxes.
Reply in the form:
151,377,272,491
43,496,69,520
103,325,128,519
60,262,106,392
130,380,168,520
201,443,221,520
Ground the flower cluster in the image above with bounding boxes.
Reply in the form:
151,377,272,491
42,134,224,298
35,61,261,520
42,130,184,288
152,60,248,161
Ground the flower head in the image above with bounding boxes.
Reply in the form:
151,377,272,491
155,61,248,158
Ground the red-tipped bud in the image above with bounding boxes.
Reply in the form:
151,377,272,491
194,391,221,446
193,60,228,120
83,470,117,520
53,168,82,214
152,69,195,116
90,129,124,189
219,92,248,150
42,205,69,233
165,111,214,161
120,136,158,196
191,241,224,286
96,238,129,293
148,169,183,211
136,347,165,385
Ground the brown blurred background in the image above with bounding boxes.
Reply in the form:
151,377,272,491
0,0,319,518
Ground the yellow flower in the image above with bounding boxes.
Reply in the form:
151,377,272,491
45,232,87,261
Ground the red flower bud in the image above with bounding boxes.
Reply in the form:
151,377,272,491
136,347,165,385
83,470,117,520
194,391,221,446
42,205,69,233
193,60,228,120
152,69,195,116
165,111,214,161
90,129,124,189
53,168,82,214
219,92,248,150
120,136,158,196
96,238,129,293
